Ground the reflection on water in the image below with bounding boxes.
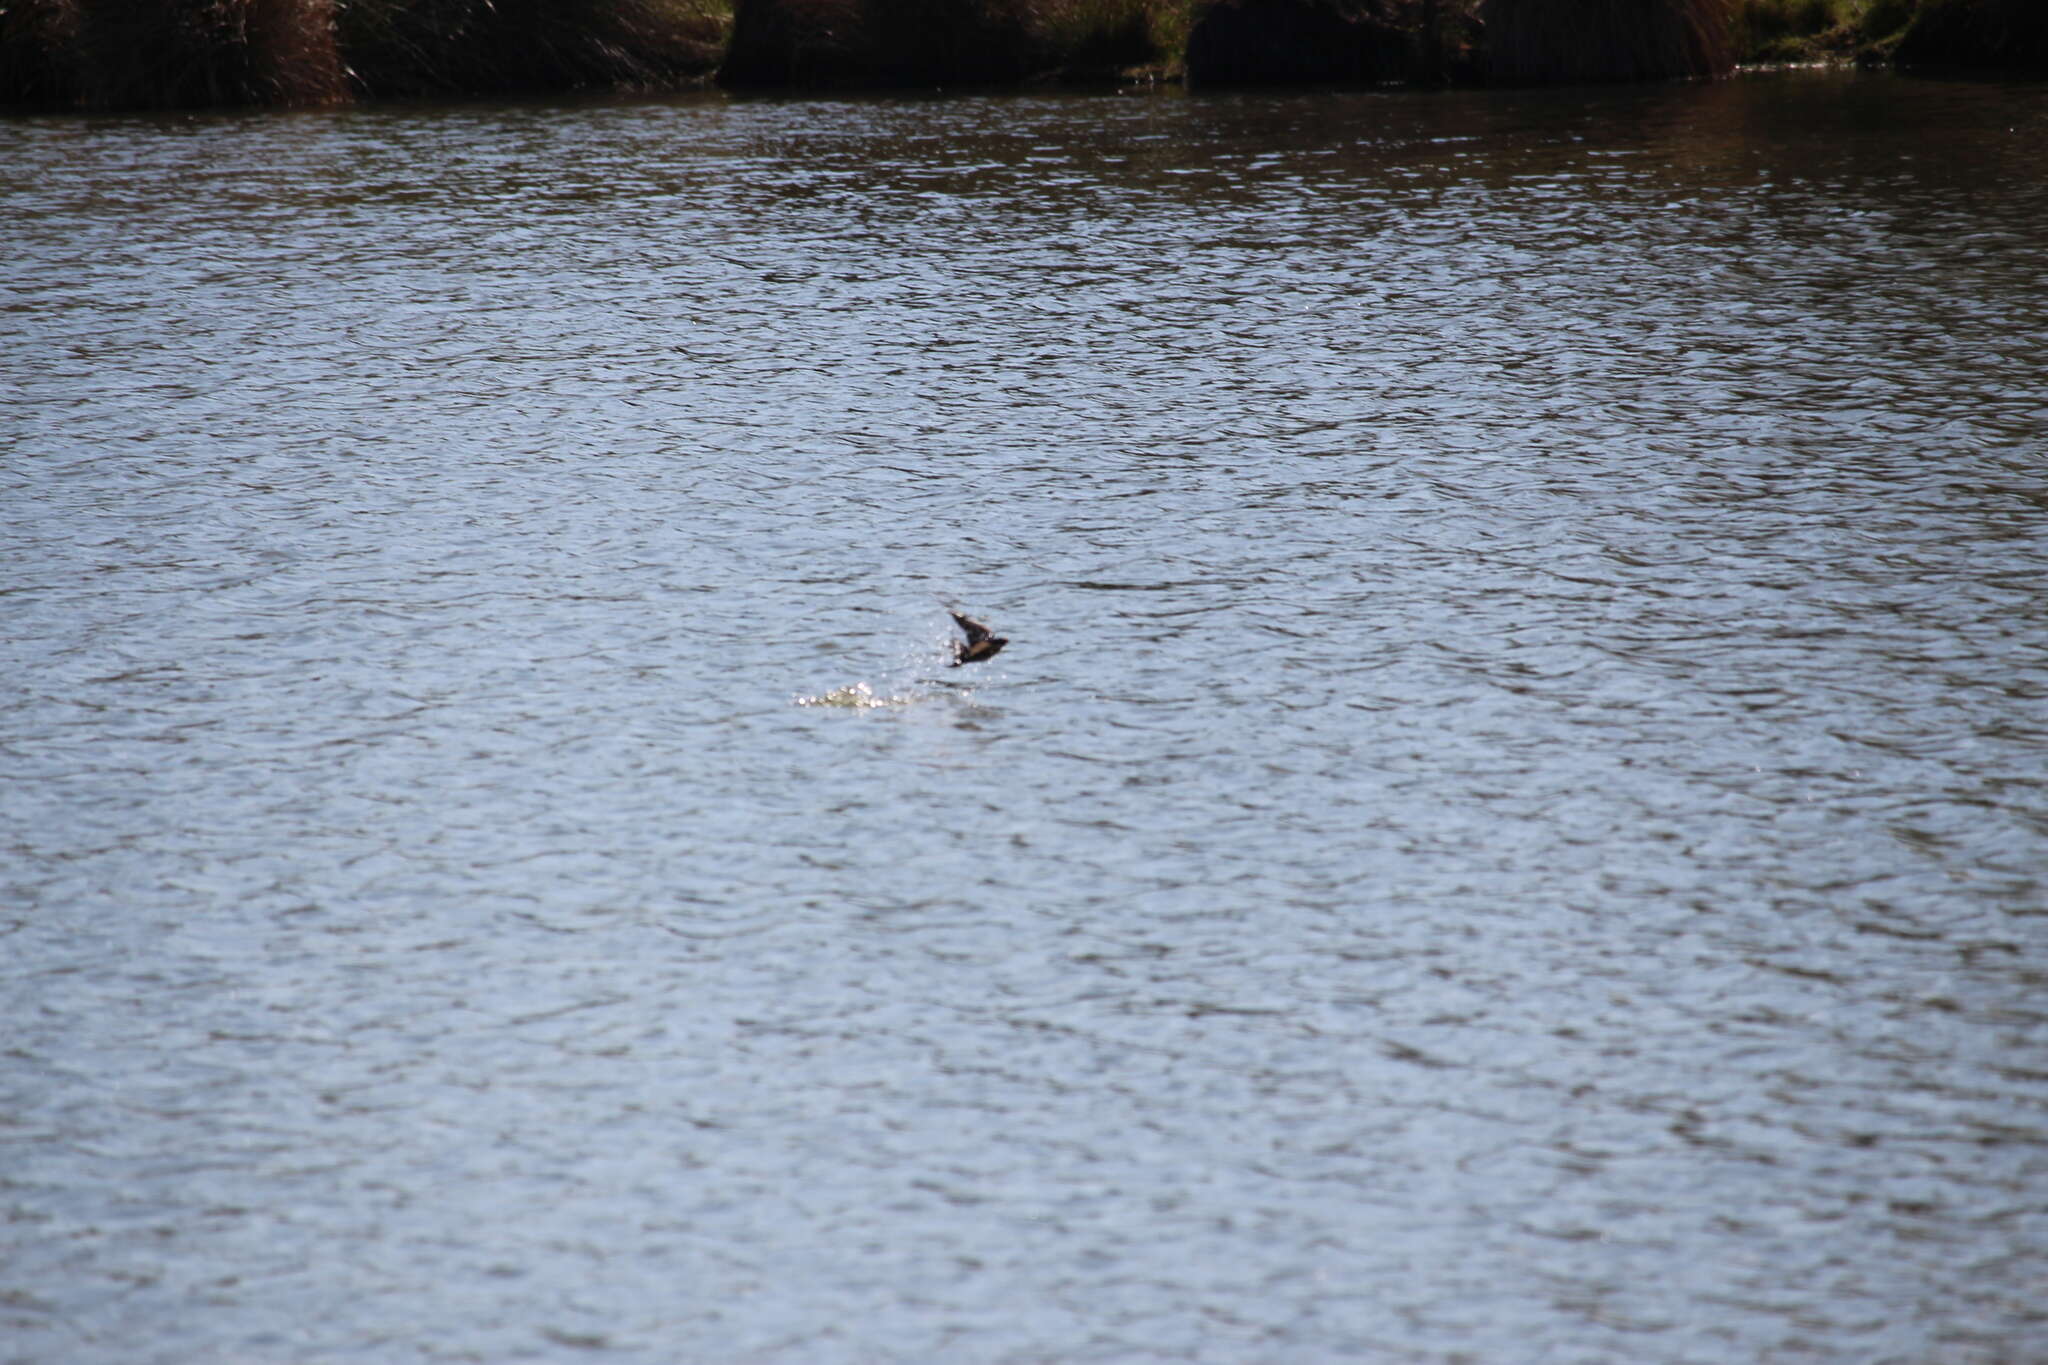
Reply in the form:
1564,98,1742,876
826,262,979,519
3,70,2047,1364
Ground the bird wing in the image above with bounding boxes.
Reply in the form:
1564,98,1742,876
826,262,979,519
950,611,992,646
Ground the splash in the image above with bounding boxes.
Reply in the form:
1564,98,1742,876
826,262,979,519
793,681,918,709
795,615,1000,709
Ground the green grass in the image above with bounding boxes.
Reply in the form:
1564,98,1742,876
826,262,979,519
1732,0,1914,63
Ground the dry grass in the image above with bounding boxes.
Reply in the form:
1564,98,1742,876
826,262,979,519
83,0,348,108
339,0,727,97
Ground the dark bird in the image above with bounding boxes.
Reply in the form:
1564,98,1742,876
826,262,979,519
945,608,1007,667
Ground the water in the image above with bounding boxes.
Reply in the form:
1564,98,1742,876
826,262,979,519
4,70,2047,1363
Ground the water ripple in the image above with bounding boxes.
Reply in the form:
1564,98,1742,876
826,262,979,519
4,72,2047,1365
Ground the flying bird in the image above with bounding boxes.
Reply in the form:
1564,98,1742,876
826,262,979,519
945,608,1007,667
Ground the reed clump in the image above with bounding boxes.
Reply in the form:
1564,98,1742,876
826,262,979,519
1480,0,1736,82
722,0,1168,86
339,0,727,99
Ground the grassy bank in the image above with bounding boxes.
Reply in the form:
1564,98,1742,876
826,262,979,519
1,0,2040,110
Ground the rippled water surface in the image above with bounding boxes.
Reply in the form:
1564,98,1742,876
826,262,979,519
5,71,2048,1363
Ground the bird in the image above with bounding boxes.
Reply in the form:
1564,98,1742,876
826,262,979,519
945,607,1007,667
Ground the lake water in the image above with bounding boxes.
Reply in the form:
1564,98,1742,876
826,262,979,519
4,68,2047,1364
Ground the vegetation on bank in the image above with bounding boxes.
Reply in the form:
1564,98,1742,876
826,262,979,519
1479,0,1735,85
0,0,728,109
722,0,1176,87
0,0,2039,111
1734,0,1916,64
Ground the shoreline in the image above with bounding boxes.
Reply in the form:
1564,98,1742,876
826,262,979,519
2,0,2039,115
